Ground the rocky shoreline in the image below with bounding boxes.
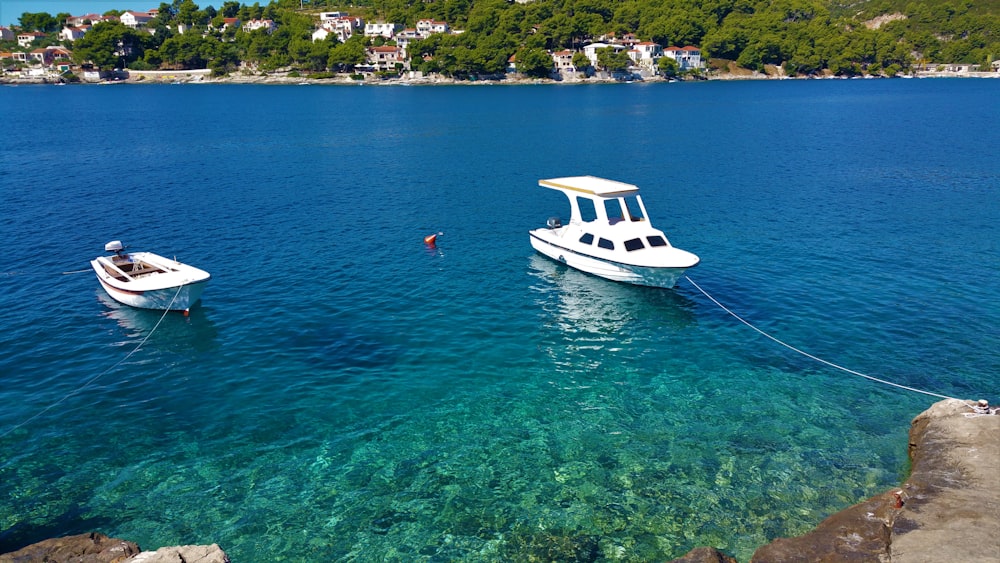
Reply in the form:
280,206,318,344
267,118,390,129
3,67,999,86
1,399,996,562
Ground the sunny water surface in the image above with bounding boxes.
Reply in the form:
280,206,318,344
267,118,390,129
0,79,997,562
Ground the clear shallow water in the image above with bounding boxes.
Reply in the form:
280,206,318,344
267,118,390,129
1,79,997,561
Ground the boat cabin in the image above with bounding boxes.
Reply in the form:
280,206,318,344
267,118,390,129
539,176,673,253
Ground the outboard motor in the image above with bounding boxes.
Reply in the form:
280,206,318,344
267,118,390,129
104,240,127,259
546,217,562,229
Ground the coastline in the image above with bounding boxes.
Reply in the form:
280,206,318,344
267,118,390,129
3,67,999,86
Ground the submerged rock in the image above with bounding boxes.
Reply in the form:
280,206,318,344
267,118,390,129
750,398,999,562
671,398,999,563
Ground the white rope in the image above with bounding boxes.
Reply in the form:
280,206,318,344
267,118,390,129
0,285,185,439
683,275,960,401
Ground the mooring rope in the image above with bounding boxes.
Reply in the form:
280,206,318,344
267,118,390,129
0,284,185,439
683,276,960,402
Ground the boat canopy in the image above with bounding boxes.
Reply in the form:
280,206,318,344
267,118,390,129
539,176,639,197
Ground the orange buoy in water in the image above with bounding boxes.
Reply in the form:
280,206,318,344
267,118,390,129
424,232,441,245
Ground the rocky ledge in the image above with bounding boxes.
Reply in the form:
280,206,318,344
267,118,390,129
673,398,999,562
2,399,995,563
0,533,228,563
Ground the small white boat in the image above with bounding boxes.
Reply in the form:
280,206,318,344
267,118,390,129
90,241,210,312
529,176,699,288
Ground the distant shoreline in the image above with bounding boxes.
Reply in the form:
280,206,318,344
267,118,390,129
3,68,999,86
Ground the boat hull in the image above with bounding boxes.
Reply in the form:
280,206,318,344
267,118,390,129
530,232,689,288
94,275,209,311
90,251,210,311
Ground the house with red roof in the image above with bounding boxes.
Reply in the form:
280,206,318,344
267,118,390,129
68,13,115,26
366,45,404,70
416,19,449,37
663,46,703,70
551,49,576,72
60,25,91,42
243,19,277,34
629,41,664,70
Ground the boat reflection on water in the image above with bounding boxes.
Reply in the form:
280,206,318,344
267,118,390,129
527,254,697,343
96,291,218,353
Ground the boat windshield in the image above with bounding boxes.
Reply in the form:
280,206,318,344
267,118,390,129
576,196,598,222
623,195,646,221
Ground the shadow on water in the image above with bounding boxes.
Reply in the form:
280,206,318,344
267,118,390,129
95,292,219,354
272,323,403,375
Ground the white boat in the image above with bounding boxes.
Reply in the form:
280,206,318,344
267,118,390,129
528,176,699,288
90,241,210,312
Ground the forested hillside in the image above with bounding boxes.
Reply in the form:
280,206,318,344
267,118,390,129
7,0,998,78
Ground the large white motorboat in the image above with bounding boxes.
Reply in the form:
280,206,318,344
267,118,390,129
90,241,211,312
528,176,699,288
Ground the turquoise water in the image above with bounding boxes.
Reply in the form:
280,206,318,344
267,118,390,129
1,80,997,561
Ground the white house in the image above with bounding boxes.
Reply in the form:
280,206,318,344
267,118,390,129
629,41,663,69
319,11,348,21
208,17,240,32
59,25,90,42
68,13,113,26
120,11,154,29
312,16,361,42
17,32,46,48
581,42,628,68
312,27,333,42
663,46,702,70
243,19,276,34
551,49,575,72
364,22,401,39
416,19,449,37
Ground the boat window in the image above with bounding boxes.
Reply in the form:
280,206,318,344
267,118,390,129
579,233,594,245
576,197,597,222
604,200,624,224
646,235,667,247
597,238,614,250
624,196,645,221
624,238,644,251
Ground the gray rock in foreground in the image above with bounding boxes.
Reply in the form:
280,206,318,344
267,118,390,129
130,544,229,563
673,398,1000,562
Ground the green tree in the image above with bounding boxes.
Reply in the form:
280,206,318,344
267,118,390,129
657,55,679,76
515,47,553,77
328,35,366,71
18,12,59,32
72,21,147,68
596,46,630,71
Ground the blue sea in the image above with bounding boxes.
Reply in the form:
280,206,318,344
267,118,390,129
1,79,997,562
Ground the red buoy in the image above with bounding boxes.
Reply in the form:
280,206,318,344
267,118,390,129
424,233,437,245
